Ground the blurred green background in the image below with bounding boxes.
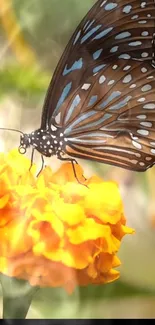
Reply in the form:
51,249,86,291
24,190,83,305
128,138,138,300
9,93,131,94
0,0,155,319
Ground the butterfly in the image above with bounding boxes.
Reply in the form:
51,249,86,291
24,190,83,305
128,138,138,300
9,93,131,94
3,0,155,177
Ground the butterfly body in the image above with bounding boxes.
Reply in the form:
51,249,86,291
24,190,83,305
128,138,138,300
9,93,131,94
19,127,67,158
17,0,155,172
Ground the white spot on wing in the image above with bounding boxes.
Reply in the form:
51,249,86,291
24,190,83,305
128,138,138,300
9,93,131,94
137,97,145,102
122,74,132,83
130,84,136,88
99,75,106,84
137,129,149,135
141,84,152,92
55,113,61,124
131,15,139,19
141,67,147,73
141,52,149,57
147,76,154,79
82,83,91,90
143,103,155,109
138,20,147,24
141,31,149,36
123,65,131,71
139,162,145,166
51,125,57,131
108,80,115,85
140,122,152,127
141,2,146,8
132,141,142,149
112,64,118,70
137,115,146,119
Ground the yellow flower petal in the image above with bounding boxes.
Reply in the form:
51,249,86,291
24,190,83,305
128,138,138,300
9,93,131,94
84,182,123,224
67,218,111,244
54,200,86,226
0,149,134,293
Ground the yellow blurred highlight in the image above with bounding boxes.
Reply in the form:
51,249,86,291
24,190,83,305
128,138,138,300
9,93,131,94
0,0,37,66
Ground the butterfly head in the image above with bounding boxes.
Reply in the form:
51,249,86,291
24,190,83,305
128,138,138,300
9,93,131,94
18,133,31,154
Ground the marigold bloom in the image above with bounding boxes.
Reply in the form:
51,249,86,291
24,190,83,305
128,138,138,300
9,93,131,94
0,149,134,293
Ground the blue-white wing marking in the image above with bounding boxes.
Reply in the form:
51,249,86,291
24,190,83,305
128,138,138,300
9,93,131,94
58,58,155,171
41,0,155,129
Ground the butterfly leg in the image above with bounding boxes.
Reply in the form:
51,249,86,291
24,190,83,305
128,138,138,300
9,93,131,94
29,148,35,172
57,155,78,180
57,154,87,186
36,155,45,177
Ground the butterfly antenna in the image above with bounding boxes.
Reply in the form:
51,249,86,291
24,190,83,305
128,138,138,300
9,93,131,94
0,127,24,135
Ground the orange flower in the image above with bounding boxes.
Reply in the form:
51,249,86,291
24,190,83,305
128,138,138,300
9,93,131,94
0,149,134,293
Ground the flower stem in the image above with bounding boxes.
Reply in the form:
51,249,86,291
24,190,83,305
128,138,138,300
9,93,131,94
0,274,38,319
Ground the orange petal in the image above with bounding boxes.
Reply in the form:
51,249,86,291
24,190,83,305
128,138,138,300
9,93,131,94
0,194,9,209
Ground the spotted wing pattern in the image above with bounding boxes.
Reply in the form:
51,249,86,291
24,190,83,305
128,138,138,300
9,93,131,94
41,0,155,130
56,58,155,171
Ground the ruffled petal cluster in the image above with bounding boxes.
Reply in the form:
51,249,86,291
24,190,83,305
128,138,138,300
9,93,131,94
0,150,134,293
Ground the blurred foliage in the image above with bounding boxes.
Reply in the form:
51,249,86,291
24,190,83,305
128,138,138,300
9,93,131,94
33,280,155,303
13,0,95,69
1,279,153,303
79,281,155,300
0,64,50,99
0,0,95,100
29,281,155,318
